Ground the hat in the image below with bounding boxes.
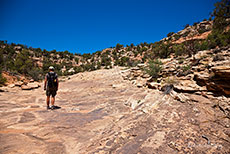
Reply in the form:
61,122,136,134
49,66,54,70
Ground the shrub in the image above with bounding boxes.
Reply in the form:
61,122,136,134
74,66,83,73
198,27,209,34
158,43,171,58
119,56,129,66
174,34,180,40
0,68,6,86
14,49,33,74
96,62,101,69
145,59,162,79
75,57,79,64
130,43,134,48
178,59,184,64
182,65,191,72
213,54,225,61
0,75,6,86
116,43,123,50
82,53,92,60
212,0,230,31
28,68,43,81
193,22,199,26
172,44,184,56
141,47,148,52
182,31,190,37
127,46,131,51
167,32,175,37
184,24,190,28
101,55,111,67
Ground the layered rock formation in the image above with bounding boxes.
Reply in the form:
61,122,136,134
122,46,230,117
0,67,229,153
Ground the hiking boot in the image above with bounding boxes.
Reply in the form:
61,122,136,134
51,105,55,110
47,106,51,110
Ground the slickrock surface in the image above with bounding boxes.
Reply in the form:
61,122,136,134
0,67,229,154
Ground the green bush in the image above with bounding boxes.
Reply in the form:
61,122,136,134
182,65,191,72
0,75,6,86
120,56,129,66
184,24,190,28
141,47,148,52
75,57,79,64
0,68,6,86
212,0,230,31
167,32,175,37
82,53,92,60
14,49,33,74
28,68,43,81
145,59,162,79
116,43,123,50
178,58,184,64
172,44,184,56
174,34,180,40
158,43,171,58
101,55,111,67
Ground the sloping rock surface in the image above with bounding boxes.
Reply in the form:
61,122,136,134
0,68,229,154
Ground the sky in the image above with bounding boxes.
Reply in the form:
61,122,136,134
0,0,218,54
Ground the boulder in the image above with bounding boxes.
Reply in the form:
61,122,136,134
141,74,150,78
0,88,5,92
131,67,140,71
124,97,141,110
194,72,209,86
174,80,206,93
112,83,125,89
207,66,230,95
147,82,160,89
211,66,230,77
8,84,15,88
15,81,23,87
136,81,145,88
27,82,40,89
137,63,147,68
68,68,75,73
21,85,32,90
170,90,189,103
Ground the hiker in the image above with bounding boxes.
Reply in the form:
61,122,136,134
44,66,59,110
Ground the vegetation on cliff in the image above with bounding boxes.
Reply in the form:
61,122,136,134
0,0,229,86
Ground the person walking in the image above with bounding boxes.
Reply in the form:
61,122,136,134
44,66,59,110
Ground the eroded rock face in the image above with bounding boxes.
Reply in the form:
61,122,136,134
209,66,230,95
194,65,230,95
122,47,230,97
0,67,229,154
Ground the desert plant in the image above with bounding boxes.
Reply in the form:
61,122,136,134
167,32,175,37
0,68,6,86
28,67,43,81
184,24,190,28
182,65,191,72
116,43,123,50
212,0,230,31
145,59,162,79
213,54,225,61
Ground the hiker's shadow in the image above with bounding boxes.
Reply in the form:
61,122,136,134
53,105,61,110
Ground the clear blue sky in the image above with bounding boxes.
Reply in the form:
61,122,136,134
0,0,218,54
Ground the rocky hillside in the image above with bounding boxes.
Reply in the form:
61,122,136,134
0,0,229,87
0,19,228,84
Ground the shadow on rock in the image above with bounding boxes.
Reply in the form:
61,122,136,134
53,105,61,110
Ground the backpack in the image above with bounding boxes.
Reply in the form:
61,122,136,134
47,72,58,89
